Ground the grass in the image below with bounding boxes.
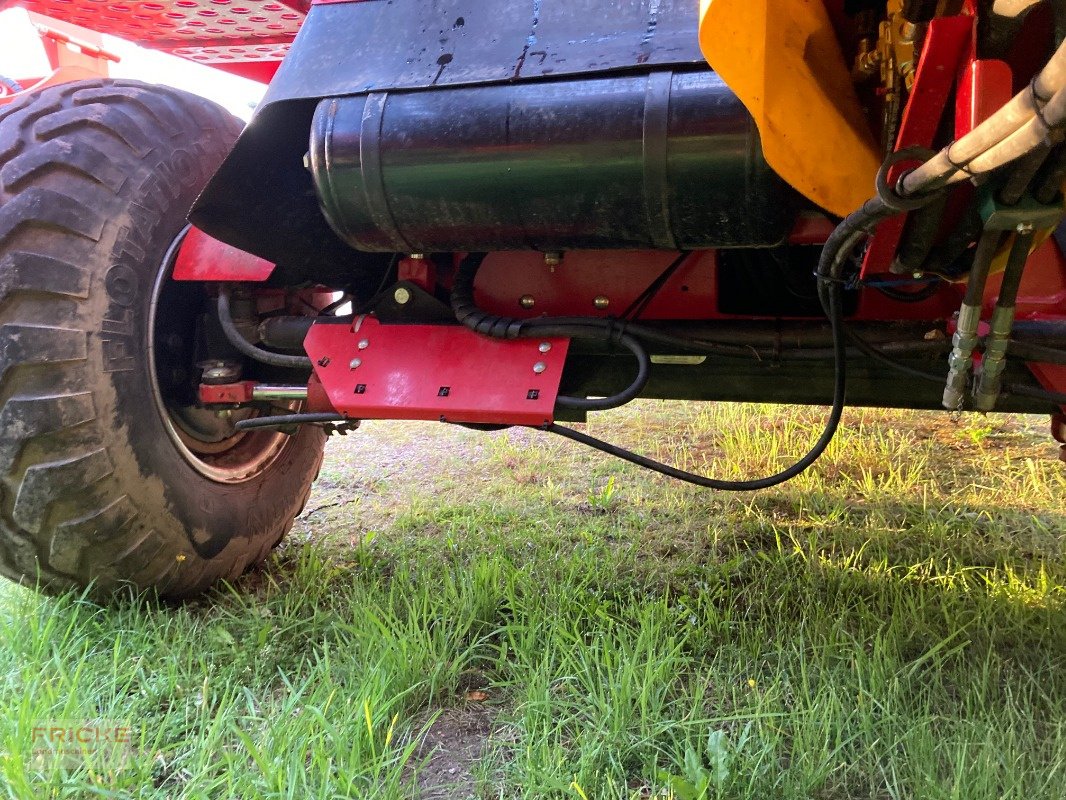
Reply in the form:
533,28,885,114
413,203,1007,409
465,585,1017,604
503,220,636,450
0,401,1064,799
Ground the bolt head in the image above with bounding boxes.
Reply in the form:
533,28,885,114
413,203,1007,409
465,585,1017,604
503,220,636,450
543,251,562,267
533,361,547,374
1016,222,1035,234
358,339,370,350
538,342,552,353
519,295,535,309
593,295,610,309
349,358,362,370
394,287,412,305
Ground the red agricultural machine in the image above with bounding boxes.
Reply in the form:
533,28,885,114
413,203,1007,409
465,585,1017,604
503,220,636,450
0,0,1063,597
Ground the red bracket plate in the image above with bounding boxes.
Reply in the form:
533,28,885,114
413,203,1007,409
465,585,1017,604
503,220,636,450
198,381,256,404
173,226,276,282
861,15,973,277
303,317,570,425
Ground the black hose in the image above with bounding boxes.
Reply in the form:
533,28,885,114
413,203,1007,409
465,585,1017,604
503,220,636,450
540,277,846,489
1033,144,1066,204
1008,340,1066,365
234,413,344,431
522,325,651,411
537,197,905,491
1003,382,1066,405
873,279,943,303
995,229,1035,309
891,190,949,275
217,288,313,370
963,230,1004,307
451,254,650,411
998,143,1053,205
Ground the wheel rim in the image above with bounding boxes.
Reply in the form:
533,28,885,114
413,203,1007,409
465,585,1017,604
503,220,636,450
148,228,292,484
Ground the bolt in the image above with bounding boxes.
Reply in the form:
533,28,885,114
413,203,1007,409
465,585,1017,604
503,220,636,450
533,361,546,374
394,287,411,305
912,271,924,280
358,339,370,350
349,358,362,370
538,342,552,353
544,251,562,268
593,295,610,310
519,295,535,309
1016,221,1035,234
198,359,242,385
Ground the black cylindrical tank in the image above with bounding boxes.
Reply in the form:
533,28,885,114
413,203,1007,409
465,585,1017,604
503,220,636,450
308,69,797,253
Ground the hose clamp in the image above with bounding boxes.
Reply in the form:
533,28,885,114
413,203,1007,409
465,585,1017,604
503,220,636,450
876,146,942,211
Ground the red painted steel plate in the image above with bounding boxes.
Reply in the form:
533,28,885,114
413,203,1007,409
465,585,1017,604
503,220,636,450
198,380,255,403
9,0,305,64
173,225,275,281
473,251,714,320
304,317,570,425
954,59,1013,139
861,15,973,277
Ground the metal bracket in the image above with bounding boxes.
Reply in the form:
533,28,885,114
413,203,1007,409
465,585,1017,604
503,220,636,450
303,317,569,425
979,193,1066,232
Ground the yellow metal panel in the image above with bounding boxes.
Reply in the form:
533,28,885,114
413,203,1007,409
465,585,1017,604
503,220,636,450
699,0,882,217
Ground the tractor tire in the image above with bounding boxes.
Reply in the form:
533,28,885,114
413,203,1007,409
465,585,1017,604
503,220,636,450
0,79,326,598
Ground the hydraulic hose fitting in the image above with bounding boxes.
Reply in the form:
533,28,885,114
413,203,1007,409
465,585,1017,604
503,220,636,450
974,304,1017,410
971,228,1036,410
943,303,983,410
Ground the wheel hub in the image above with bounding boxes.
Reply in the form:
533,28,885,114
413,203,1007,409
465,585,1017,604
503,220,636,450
148,229,292,484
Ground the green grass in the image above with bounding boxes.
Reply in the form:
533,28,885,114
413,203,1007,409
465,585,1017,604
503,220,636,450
1,402,1064,798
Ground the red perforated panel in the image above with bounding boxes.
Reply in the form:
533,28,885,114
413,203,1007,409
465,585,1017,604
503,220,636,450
12,0,305,64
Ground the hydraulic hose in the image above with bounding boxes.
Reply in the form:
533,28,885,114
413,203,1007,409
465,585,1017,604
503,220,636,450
1003,382,1066,405
217,287,314,370
451,254,651,411
538,200,880,491
974,229,1036,409
901,35,1066,193
1008,340,1066,364
234,412,344,431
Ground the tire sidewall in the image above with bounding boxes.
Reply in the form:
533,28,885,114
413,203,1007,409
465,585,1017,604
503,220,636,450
88,112,324,565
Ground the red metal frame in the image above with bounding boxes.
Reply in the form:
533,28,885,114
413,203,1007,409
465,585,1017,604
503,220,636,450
303,317,569,425
198,380,256,403
955,59,1013,139
861,14,973,278
172,226,276,282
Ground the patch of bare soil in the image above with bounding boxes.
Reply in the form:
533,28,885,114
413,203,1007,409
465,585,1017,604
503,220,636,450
407,705,496,799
